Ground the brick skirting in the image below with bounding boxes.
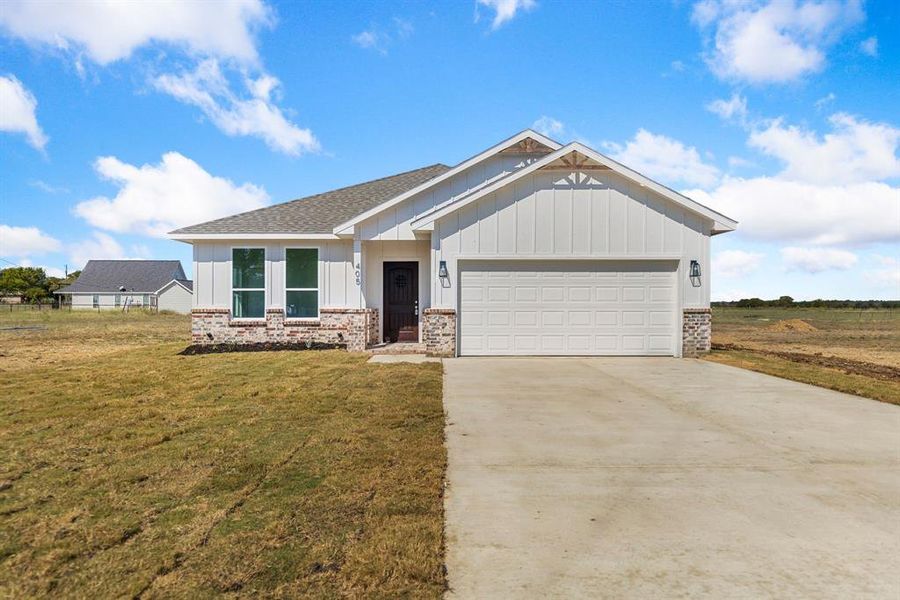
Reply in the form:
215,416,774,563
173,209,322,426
422,308,456,357
682,308,711,357
191,307,378,351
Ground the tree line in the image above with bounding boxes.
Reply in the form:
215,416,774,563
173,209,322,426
0,267,80,303
713,296,900,309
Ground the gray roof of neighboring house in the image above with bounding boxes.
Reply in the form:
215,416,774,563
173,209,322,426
176,279,193,292
55,260,187,294
170,163,451,235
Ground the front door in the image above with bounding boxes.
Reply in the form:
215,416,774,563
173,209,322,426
383,262,418,343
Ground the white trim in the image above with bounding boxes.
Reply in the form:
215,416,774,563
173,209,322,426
230,246,266,320
381,259,422,344
331,129,562,235
171,233,340,241
454,254,684,261
155,278,192,295
411,142,738,232
284,245,321,320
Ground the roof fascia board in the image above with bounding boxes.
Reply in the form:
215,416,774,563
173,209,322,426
155,279,192,294
566,142,738,230
411,142,737,231
331,129,562,235
411,144,573,228
169,233,341,241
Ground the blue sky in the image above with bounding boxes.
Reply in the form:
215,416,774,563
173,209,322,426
1,0,898,300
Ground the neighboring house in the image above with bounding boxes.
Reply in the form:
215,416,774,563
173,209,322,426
170,130,736,356
54,260,193,314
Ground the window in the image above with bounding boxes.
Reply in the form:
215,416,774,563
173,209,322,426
142,294,150,306
115,294,121,307
92,294,99,308
233,248,265,318
285,248,318,318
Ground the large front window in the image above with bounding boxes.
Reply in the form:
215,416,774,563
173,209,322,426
233,248,265,318
285,248,318,318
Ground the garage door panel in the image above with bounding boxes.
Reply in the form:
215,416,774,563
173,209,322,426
459,260,677,356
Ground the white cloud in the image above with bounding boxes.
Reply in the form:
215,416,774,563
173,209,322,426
532,116,565,138
686,177,899,246
29,180,69,194
713,249,765,278
352,30,385,53
73,152,269,237
864,254,900,290
706,92,748,124
67,232,143,269
153,59,319,155
727,155,755,168
0,0,271,65
859,36,878,57
605,129,721,188
352,19,413,55
0,75,48,150
814,92,836,110
692,0,864,84
476,0,536,30
0,224,61,258
749,113,900,184
781,246,858,273
16,258,65,278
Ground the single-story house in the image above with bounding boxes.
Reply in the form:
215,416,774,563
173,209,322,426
170,130,736,356
55,260,193,314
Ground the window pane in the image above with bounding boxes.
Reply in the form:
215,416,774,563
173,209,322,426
286,248,317,289
286,290,317,318
232,248,265,288
233,290,265,318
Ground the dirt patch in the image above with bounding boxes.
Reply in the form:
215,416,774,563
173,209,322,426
712,343,900,382
767,319,818,333
179,341,345,355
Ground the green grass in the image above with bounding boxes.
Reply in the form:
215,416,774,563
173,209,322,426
0,311,446,598
707,307,900,404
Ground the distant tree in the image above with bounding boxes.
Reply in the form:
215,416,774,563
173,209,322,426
775,295,794,307
47,270,80,293
0,267,49,299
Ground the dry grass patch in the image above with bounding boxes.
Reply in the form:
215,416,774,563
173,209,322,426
0,312,445,598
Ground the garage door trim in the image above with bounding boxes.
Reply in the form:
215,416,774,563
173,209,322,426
456,257,683,357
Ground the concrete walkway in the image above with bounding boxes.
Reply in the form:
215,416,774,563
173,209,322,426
443,357,900,599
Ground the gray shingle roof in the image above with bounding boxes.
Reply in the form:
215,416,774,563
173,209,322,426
170,163,451,235
176,279,193,292
55,260,187,294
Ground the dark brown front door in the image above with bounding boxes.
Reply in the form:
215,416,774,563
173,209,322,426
383,262,418,343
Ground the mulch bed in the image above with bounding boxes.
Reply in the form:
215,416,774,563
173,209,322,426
712,343,900,382
179,342,345,355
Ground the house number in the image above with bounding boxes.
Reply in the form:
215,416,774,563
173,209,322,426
355,263,361,286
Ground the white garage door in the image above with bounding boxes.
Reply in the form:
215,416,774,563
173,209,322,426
459,260,678,356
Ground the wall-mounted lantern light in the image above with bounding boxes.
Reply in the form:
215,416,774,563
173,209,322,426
689,260,701,278
438,260,449,279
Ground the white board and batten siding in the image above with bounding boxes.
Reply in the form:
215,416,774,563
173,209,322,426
157,283,193,314
357,153,546,242
431,168,713,356
192,240,356,310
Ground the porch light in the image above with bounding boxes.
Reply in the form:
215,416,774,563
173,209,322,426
690,260,701,278
438,260,449,279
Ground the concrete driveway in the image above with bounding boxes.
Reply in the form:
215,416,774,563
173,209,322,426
443,358,900,598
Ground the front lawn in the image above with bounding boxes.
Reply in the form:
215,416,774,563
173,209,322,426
0,312,446,597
